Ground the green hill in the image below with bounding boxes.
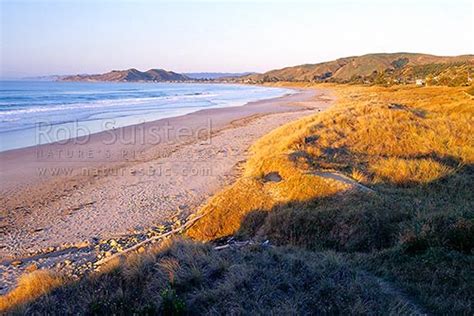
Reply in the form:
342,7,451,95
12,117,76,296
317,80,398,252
240,53,474,86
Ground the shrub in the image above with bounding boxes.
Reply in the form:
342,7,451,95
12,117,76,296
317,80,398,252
160,288,186,315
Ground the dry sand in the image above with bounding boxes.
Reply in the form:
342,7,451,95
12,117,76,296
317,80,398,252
0,87,333,293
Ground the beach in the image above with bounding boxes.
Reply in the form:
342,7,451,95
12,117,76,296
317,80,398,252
0,87,333,293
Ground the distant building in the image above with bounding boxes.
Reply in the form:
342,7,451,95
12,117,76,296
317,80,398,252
415,79,425,86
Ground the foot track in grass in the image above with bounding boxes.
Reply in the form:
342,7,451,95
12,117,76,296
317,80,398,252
312,171,376,193
357,270,429,315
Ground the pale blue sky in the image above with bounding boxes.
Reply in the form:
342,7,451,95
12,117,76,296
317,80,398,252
1,0,473,78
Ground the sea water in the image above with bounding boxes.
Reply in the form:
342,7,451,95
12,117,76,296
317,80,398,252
0,81,294,152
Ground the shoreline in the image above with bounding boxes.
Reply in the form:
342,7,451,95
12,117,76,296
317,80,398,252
0,86,334,293
0,89,310,197
0,82,295,153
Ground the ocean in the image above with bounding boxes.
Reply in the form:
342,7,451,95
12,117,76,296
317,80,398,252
0,81,294,152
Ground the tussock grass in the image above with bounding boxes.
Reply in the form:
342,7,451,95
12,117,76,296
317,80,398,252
186,100,348,241
370,157,454,185
188,84,473,240
466,85,474,96
8,239,422,315
186,84,474,313
300,86,473,187
0,270,63,313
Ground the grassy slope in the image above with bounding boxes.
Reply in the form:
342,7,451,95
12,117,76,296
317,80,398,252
2,84,473,314
4,239,421,315
244,53,474,84
187,84,474,313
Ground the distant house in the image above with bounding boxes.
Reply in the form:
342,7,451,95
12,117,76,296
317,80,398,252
415,79,425,86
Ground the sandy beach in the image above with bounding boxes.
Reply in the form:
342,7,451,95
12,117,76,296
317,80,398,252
0,87,333,292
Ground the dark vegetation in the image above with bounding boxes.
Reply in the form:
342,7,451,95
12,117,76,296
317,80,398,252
7,240,423,315
235,165,474,314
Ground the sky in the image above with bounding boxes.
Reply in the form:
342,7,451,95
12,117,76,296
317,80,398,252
1,0,473,78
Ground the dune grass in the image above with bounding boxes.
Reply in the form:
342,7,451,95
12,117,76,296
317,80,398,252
5,239,423,315
0,270,63,312
186,84,474,313
186,108,347,241
2,84,473,314
187,84,473,240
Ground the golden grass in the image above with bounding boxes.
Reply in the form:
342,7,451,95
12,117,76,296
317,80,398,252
186,109,346,241
304,85,473,188
370,157,454,185
187,83,474,241
0,270,63,312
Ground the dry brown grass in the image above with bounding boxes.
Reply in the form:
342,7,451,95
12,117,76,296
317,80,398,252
0,270,63,312
185,84,473,313
187,84,473,241
186,105,347,241
310,85,473,165
370,157,453,185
